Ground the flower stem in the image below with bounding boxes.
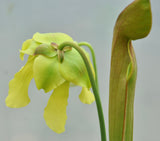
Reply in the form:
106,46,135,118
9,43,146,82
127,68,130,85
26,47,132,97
78,42,99,91
59,42,107,141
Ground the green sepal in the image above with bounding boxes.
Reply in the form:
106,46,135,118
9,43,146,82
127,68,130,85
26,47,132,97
20,40,40,60
33,32,73,45
59,48,91,89
33,55,65,93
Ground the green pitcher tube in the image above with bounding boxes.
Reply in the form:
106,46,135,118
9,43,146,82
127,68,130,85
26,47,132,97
109,0,152,141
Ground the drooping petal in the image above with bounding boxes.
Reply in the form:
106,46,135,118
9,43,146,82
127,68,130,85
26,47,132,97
20,40,41,58
19,39,32,60
33,32,73,45
44,82,70,133
33,55,65,93
6,56,35,108
79,87,95,104
59,48,91,88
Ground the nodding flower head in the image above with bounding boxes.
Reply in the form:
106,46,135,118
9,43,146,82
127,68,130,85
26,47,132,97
6,32,95,133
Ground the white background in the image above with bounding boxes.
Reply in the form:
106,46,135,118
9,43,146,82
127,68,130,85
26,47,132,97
0,0,159,141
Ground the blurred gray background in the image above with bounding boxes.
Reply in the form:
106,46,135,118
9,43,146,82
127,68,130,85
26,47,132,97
0,0,159,141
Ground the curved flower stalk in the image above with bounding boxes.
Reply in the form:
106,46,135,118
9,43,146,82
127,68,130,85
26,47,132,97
5,32,95,134
58,42,107,141
109,0,152,141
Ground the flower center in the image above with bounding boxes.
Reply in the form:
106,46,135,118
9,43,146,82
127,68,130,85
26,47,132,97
51,42,72,63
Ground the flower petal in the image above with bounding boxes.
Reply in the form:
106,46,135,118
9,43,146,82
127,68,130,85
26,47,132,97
19,39,32,60
33,55,65,93
44,82,70,133
6,56,35,108
33,32,73,45
20,40,41,58
59,48,91,88
79,87,95,104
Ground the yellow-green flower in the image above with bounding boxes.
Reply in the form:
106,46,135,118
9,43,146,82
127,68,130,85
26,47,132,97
6,32,95,133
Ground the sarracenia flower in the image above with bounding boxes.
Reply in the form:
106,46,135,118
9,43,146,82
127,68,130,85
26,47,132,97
6,32,95,133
